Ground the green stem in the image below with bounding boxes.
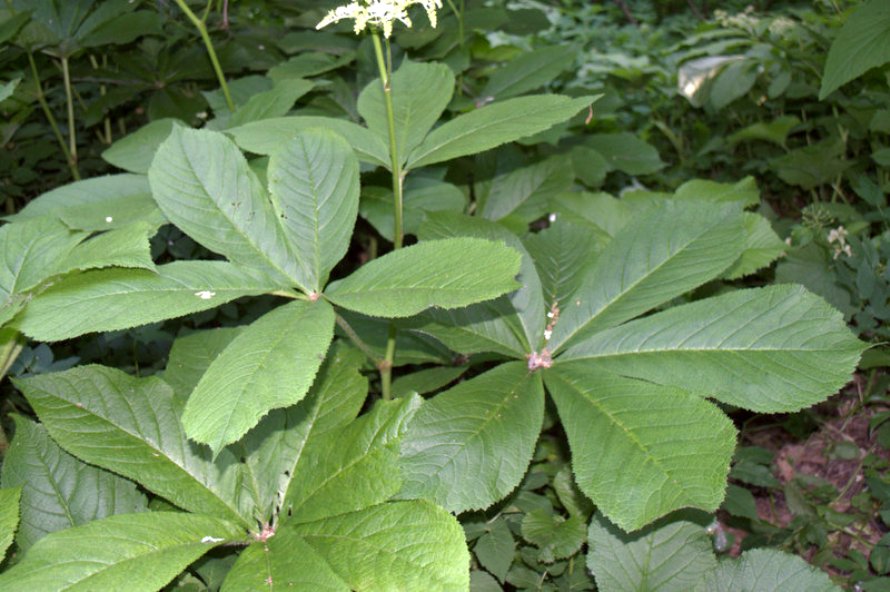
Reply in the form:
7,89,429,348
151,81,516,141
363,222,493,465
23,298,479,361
27,52,79,180
371,31,405,400
0,329,24,383
173,0,235,112
335,313,382,367
60,56,77,166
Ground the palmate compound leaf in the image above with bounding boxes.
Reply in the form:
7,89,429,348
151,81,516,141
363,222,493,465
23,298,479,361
587,513,718,592
13,261,281,342
560,284,865,413
290,500,470,592
548,200,747,353
0,512,244,592
15,366,254,527
406,94,598,170
268,128,360,292
398,362,545,513
181,299,335,456
0,416,146,551
324,237,522,318
545,366,736,531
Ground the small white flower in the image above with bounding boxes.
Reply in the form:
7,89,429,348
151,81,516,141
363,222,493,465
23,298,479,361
317,0,442,38
543,329,553,341
194,290,216,300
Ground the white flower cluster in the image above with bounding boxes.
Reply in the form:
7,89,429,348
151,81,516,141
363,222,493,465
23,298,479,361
316,0,442,38
827,225,852,259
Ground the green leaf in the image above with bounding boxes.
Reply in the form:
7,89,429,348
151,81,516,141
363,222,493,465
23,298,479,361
325,237,521,318
820,0,890,99
399,362,543,513
228,79,314,128
392,365,466,398
227,116,390,167
0,486,21,562
222,528,349,592
59,222,158,274
149,127,303,287
239,343,368,520
15,261,280,342
0,416,146,551
420,212,545,351
182,299,335,455
582,133,665,176
722,213,786,279
268,129,360,292
474,519,515,583
709,59,758,110
411,297,529,357
673,176,760,208
0,77,20,102
102,118,181,174
286,395,420,523
359,177,467,243
481,155,574,223
770,139,850,190
588,513,717,592
0,512,244,592
358,60,455,163
728,116,800,149
16,366,254,527
163,328,242,408
0,12,30,45
292,500,470,592
521,509,586,563
524,216,604,307
545,366,736,531
407,94,596,169
4,174,164,231
561,285,864,413
697,548,840,591
549,201,746,353
482,46,576,100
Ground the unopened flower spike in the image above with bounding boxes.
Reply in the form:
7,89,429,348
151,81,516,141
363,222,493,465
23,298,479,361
317,0,442,38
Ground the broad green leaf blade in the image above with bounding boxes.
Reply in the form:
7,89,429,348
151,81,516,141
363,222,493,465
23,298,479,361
545,366,736,531
325,238,521,318
268,129,360,292
523,216,604,309
412,297,529,357
481,46,576,100
163,328,244,408
59,222,158,274
0,416,146,551
227,116,390,167
16,366,253,527
240,343,368,521
474,520,515,583
391,365,466,398
0,486,21,562
101,118,181,174
149,126,302,287
550,201,746,353
182,299,335,455
407,95,596,170
673,176,760,208
336,311,454,366
228,79,314,128
15,261,280,342
358,60,455,163
3,174,165,231
481,155,574,223
0,218,85,322
221,528,349,592
398,362,544,513
696,548,840,592
722,212,785,280
360,177,467,243
582,133,665,176
420,212,545,351
292,500,470,592
285,395,421,523
521,509,587,562
820,0,890,99
561,285,865,413
0,512,244,592
587,513,718,592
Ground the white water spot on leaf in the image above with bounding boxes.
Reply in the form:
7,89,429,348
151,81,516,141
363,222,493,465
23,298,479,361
194,290,217,300
105,216,113,223
548,213,557,223
201,536,225,544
